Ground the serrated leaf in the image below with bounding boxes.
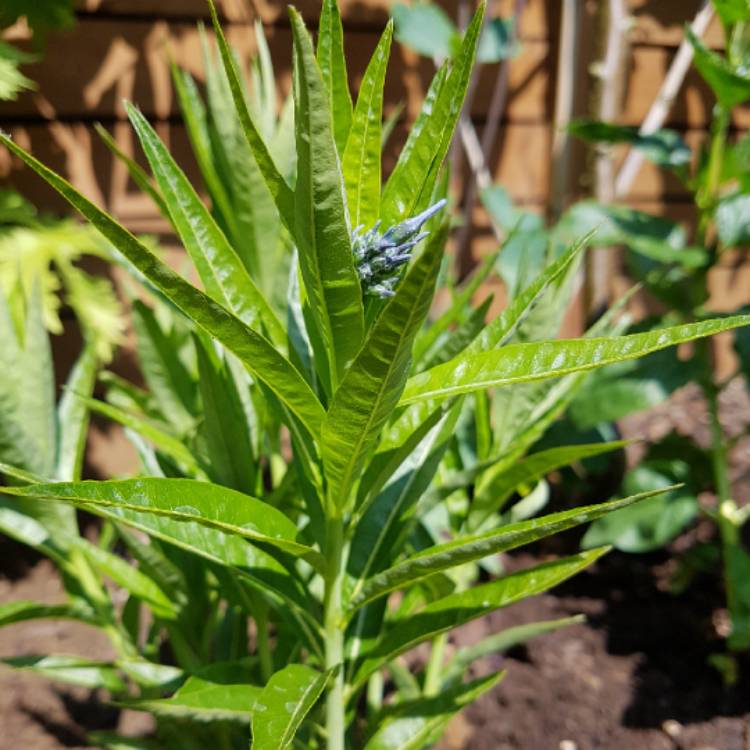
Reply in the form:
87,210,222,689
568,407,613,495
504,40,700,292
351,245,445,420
342,21,393,229
251,664,330,750
0,134,326,440
351,490,663,610
353,548,608,686
290,7,365,385
400,315,750,406
322,223,446,511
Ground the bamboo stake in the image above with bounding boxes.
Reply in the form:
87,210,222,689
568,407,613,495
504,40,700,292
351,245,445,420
614,0,714,198
549,0,583,222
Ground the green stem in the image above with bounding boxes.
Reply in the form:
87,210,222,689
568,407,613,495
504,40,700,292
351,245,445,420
324,517,346,750
697,104,729,244
255,602,274,683
423,632,447,696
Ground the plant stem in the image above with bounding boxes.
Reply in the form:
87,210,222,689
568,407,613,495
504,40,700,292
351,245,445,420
423,632,447,696
697,104,730,243
324,517,346,750
255,601,273,682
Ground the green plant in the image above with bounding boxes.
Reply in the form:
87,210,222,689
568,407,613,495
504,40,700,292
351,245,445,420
2,1,750,747
565,0,750,678
0,0,75,100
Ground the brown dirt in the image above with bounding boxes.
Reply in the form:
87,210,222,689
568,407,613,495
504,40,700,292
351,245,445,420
2,385,750,749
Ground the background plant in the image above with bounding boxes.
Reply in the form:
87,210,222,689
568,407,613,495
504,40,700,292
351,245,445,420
1,1,750,749
558,0,750,680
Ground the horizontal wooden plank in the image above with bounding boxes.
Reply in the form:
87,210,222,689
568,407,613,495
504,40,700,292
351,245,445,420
6,18,739,130
72,0,551,39
3,19,552,123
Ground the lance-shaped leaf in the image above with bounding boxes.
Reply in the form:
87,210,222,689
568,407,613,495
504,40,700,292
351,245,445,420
444,616,584,685
251,664,330,750
400,315,750,406
291,8,365,383
56,341,99,481
94,122,169,218
79,395,203,477
317,0,353,154
126,662,261,723
342,21,393,229
77,538,178,619
349,489,666,611
0,134,325,440
466,235,587,354
687,27,750,108
322,223,446,511
353,547,607,687
0,600,98,628
2,655,125,692
470,440,630,524
381,1,484,225
363,671,505,750
207,0,295,230
2,479,325,570
126,104,284,347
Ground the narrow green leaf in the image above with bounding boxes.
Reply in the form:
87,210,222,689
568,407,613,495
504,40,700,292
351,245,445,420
0,134,325,439
94,123,169,218
291,7,365,383
317,0,353,154
466,234,587,355
471,440,630,524
194,338,256,494
131,300,196,434
2,655,125,692
364,671,505,750
381,1,485,225
0,600,97,627
127,666,260,723
444,616,583,683
80,395,203,477
2,478,325,569
207,0,295,230
56,341,99,481
171,62,238,234
77,538,178,619
413,247,500,364
687,26,750,107
126,104,284,346
401,315,750,405
251,664,330,750
322,223,446,511
350,489,665,611
353,547,608,687
342,21,393,228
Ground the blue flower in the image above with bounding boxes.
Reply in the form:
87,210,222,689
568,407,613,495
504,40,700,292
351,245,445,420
351,199,447,298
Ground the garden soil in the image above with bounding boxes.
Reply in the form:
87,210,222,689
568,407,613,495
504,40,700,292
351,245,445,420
2,383,750,750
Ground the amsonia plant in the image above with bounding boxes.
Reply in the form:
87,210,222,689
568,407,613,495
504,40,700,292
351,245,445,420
2,1,750,747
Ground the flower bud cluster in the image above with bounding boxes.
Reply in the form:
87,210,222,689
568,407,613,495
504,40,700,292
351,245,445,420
351,199,447,298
